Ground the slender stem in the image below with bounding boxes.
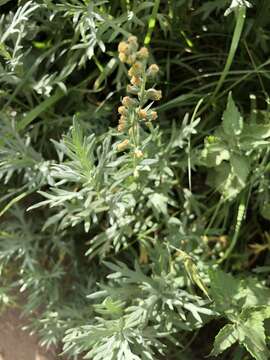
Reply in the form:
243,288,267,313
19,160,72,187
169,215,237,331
218,192,247,264
205,197,223,235
212,6,246,99
187,98,203,192
197,6,247,117
144,0,160,45
244,40,266,95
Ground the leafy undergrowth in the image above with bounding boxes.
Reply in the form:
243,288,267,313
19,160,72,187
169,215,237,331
1,0,270,359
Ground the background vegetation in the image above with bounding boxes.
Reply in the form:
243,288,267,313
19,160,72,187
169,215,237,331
1,0,270,359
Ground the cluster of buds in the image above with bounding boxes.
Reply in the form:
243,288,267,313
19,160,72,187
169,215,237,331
116,36,162,158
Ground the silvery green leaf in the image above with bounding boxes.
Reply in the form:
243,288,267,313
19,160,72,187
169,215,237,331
148,193,168,215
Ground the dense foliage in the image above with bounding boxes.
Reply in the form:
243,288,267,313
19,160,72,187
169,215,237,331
1,0,270,359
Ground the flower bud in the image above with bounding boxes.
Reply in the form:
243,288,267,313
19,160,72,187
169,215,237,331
119,115,126,124
137,47,149,60
118,106,128,115
128,36,138,44
126,54,137,65
146,89,162,101
128,62,143,77
118,123,125,132
118,115,127,132
130,76,142,86
147,64,159,77
118,41,128,54
138,109,147,119
119,52,127,63
128,36,138,51
122,96,137,108
134,149,144,158
117,139,129,151
150,111,158,120
127,84,139,95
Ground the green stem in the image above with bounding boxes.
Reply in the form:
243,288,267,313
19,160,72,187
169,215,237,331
211,6,246,100
218,192,247,264
144,0,160,46
197,6,247,117
205,197,223,235
187,98,203,192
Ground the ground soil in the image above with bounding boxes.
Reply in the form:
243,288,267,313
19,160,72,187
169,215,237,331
0,308,57,360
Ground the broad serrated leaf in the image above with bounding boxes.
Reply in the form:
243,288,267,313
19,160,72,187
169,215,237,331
230,154,249,187
240,307,270,360
210,324,238,356
201,141,230,167
222,92,243,137
207,162,242,200
209,269,242,312
240,279,270,308
241,124,270,140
